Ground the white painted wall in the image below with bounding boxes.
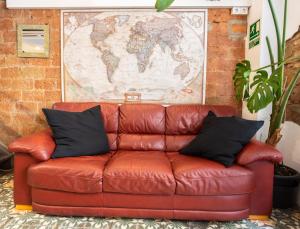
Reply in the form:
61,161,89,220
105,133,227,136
243,0,273,141
278,122,300,170
255,0,284,141
286,2,300,39
243,0,261,122
245,0,300,206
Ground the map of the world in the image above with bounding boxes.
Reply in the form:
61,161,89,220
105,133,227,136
62,10,207,104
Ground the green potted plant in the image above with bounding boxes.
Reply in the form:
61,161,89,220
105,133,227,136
232,0,300,208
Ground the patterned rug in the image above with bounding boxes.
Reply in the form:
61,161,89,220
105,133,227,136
0,172,299,229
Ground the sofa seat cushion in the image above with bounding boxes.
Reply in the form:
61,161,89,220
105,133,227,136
103,151,176,195
28,153,112,193
168,153,254,196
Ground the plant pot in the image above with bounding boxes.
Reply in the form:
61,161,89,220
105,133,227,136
273,167,300,209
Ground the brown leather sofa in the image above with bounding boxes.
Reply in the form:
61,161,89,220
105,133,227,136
9,103,283,221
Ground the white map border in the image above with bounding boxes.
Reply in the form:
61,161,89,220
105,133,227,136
60,9,208,104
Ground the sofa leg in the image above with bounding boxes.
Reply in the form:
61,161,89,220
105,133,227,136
15,205,32,211
248,215,269,220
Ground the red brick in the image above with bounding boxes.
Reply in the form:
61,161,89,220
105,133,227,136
3,30,16,42
231,24,247,33
208,9,231,22
28,58,51,66
0,67,20,78
209,21,228,34
21,67,45,78
22,90,44,101
0,18,14,30
15,101,38,113
205,83,217,97
1,9,22,18
207,46,227,58
13,79,34,90
19,122,44,136
206,8,246,113
30,10,45,18
0,102,15,112
0,43,15,54
44,90,61,101
208,34,244,47
14,113,38,126
0,111,13,125
1,90,21,101
3,55,29,66
231,47,245,58
34,78,58,90
0,78,13,90
45,67,60,78
0,56,5,66
51,53,61,66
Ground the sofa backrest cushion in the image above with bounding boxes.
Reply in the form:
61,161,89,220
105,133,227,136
119,104,165,151
165,105,236,151
52,103,237,152
52,102,119,150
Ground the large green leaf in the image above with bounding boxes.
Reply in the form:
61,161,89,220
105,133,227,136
232,60,251,100
155,0,175,12
247,70,279,113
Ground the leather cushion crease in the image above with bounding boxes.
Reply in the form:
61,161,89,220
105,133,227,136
103,151,176,195
168,153,254,195
28,153,113,193
9,103,283,221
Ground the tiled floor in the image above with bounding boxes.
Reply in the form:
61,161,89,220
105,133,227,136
0,172,299,229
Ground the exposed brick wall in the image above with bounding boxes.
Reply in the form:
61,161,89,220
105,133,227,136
206,9,246,109
0,0,61,144
286,27,300,125
0,2,246,145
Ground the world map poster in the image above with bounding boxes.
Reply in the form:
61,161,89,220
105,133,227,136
62,10,207,104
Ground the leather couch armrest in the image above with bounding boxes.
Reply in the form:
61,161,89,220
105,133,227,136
236,140,283,165
8,129,55,161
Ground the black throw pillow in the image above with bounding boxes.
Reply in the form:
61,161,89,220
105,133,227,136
180,111,264,166
43,105,110,158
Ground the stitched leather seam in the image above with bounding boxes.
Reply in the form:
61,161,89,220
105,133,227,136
104,175,175,181
176,174,253,179
30,172,103,181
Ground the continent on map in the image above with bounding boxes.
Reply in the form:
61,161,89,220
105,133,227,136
101,50,120,82
90,16,120,83
174,62,190,79
187,15,203,28
117,15,130,26
126,17,183,73
126,32,156,72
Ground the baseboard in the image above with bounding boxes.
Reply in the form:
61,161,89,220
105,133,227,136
15,205,32,211
248,215,269,220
